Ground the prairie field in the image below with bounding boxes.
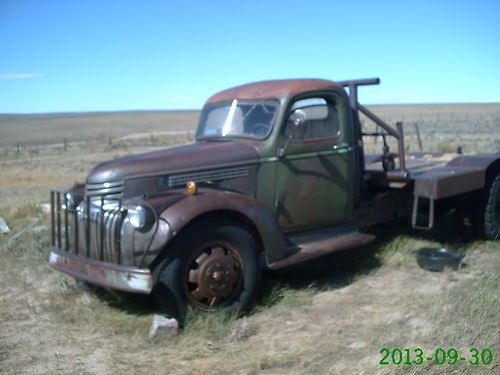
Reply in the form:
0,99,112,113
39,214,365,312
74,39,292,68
0,103,499,374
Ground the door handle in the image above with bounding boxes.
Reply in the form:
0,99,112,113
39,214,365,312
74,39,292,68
333,142,350,150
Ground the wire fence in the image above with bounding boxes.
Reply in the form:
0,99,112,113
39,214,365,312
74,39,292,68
1,130,195,158
2,112,499,157
360,113,500,154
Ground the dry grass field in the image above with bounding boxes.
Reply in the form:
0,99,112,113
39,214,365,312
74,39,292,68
0,104,499,374
0,111,199,148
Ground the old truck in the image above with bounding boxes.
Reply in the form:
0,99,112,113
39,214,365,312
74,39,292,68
49,78,500,319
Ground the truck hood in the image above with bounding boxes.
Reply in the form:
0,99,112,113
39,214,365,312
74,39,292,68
86,141,261,184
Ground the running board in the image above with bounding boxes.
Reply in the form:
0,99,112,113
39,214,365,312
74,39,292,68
267,226,375,270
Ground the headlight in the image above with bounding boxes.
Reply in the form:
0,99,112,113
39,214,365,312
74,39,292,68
125,204,154,230
61,192,82,210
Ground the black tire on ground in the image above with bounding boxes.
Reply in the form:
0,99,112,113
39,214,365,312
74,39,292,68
153,218,261,321
475,172,500,240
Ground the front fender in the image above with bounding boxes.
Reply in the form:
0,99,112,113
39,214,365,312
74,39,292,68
122,189,288,268
158,189,288,265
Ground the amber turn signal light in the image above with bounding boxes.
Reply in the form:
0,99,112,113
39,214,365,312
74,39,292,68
186,180,198,195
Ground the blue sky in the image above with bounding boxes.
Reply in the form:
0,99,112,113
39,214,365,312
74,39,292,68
1,0,499,113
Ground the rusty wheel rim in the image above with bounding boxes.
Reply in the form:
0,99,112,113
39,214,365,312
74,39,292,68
183,241,244,310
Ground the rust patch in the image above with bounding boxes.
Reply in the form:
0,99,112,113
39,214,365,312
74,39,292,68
206,79,342,104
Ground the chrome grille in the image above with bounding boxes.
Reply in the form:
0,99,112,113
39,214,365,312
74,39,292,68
76,202,124,263
51,191,125,264
85,180,124,199
168,166,250,187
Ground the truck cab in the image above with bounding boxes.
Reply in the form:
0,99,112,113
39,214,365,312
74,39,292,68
49,78,500,320
198,79,355,229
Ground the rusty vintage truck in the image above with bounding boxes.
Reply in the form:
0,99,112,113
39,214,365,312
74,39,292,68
49,78,500,319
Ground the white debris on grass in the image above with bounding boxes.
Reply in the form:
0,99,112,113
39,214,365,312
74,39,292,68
39,203,51,215
0,216,10,234
148,315,179,339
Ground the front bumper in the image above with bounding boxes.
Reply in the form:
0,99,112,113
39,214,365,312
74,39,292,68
49,248,153,294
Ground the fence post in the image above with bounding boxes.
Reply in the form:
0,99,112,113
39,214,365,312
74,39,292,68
414,122,423,152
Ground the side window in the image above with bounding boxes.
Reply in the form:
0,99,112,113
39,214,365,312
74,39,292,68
285,97,339,141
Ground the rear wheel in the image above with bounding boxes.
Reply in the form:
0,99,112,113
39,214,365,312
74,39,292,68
153,218,261,321
474,172,500,240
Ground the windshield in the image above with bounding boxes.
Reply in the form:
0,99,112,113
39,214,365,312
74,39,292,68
196,100,279,140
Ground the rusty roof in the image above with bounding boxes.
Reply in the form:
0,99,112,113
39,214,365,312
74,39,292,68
206,79,342,104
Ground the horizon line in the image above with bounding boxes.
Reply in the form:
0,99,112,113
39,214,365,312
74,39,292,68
1,101,499,116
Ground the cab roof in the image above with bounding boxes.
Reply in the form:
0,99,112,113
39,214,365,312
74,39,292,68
206,79,343,104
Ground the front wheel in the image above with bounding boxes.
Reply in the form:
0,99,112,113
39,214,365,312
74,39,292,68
153,219,261,321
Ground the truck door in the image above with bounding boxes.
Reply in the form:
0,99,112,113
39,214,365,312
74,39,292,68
274,93,353,229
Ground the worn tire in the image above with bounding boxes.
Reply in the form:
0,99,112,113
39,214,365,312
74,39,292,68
474,172,500,240
153,218,261,321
